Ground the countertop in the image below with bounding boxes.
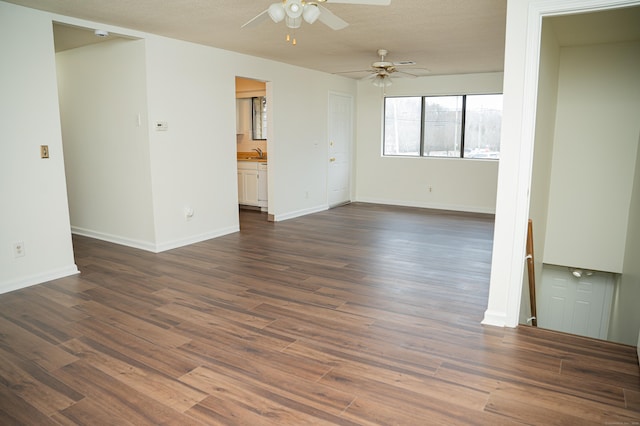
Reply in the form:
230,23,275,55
237,152,267,163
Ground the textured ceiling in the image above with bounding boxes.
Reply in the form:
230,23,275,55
4,0,640,80
4,0,508,78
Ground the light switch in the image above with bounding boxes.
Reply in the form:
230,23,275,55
40,145,49,158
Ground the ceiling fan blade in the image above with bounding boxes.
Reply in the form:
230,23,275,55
325,0,391,5
317,5,349,30
397,68,431,77
241,9,270,29
335,69,372,74
395,71,418,78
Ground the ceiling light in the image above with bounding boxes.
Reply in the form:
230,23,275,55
286,0,304,18
268,3,286,23
285,15,302,29
94,29,109,37
372,74,392,88
303,4,321,24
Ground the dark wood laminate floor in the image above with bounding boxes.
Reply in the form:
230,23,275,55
0,203,638,425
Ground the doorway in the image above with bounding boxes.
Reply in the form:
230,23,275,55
235,77,270,223
523,6,640,345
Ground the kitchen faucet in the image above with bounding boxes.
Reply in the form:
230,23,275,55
253,148,263,158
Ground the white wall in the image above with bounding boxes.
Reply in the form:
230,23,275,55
1,2,359,296
143,37,243,251
543,41,640,273
484,0,640,329
0,2,78,294
57,38,156,250
609,131,640,345
229,55,358,221
355,73,502,214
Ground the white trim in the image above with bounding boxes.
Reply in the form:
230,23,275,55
274,205,329,222
0,265,79,295
71,226,157,252
72,225,240,253
481,310,508,327
356,197,496,215
151,226,239,252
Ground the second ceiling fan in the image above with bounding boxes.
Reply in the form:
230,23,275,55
242,0,391,31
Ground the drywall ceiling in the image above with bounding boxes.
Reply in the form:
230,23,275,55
5,0,508,78
549,6,640,46
6,1,639,79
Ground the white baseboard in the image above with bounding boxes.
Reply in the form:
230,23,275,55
355,197,496,215
154,226,239,252
0,264,79,295
274,205,328,222
71,227,157,252
481,309,507,327
72,225,240,253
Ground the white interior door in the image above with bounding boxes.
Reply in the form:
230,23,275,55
538,264,614,340
327,92,352,207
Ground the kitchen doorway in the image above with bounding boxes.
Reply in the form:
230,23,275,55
235,77,270,224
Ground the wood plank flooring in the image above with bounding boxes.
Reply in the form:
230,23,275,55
0,202,638,425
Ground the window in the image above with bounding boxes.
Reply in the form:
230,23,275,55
383,94,503,159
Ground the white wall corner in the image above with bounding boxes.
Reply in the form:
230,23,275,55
71,226,157,252
154,225,240,253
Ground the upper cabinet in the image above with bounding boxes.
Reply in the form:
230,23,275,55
236,98,252,135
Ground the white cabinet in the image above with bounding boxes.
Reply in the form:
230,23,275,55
236,98,252,135
237,162,259,206
258,163,268,211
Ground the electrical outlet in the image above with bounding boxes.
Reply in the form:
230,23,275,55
13,241,25,258
184,207,194,221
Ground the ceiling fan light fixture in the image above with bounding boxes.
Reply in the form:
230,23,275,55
268,3,286,23
285,15,302,29
302,4,321,24
285,0,304,18
372,74,392,88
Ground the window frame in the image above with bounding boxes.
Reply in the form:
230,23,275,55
382,93,503,159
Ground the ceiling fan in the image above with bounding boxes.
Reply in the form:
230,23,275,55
341,49,429,87
241,0,391,33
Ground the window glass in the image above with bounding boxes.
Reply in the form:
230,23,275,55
464,94,503,159
382,93,502,159
383,97,421,156
422,96,463,157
